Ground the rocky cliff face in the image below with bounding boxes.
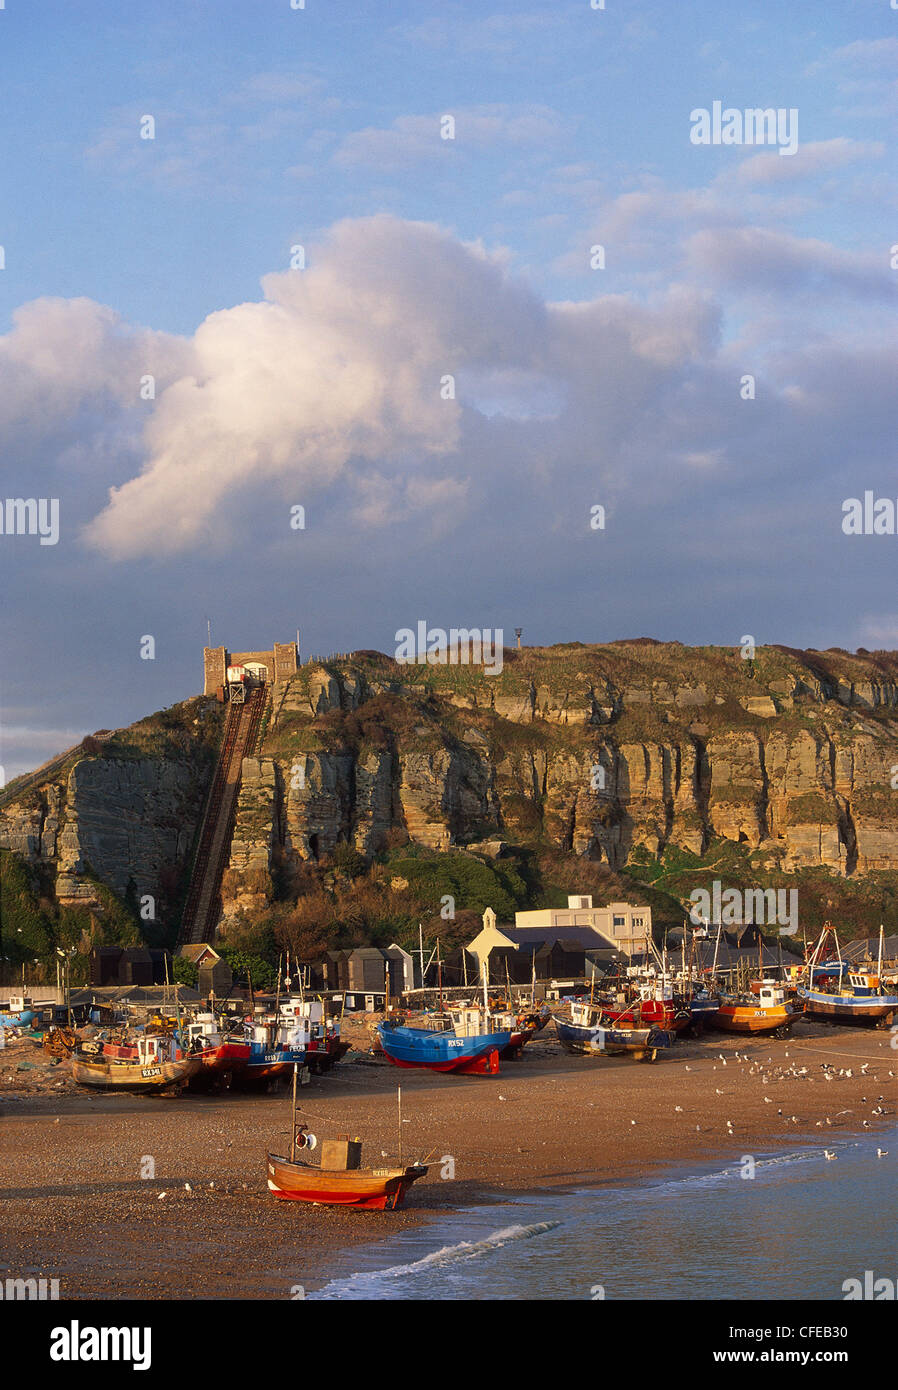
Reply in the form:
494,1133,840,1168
224,643,898,898
0,699,218,916
3,645,898,924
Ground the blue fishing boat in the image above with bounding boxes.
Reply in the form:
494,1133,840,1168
0,995,37,1028
686,990,721,1030
553,1001,674,1062
376,1018,511,1075
228,999,311,1086
799,925,898,1027
798,972,898,1026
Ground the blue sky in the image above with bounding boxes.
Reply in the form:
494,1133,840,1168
1,1,897,778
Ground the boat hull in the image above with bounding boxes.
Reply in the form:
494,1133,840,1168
229,1043,308,1086
266,1154,427,1210
553,1016,673,1060
712,1003,794,1035
797,990,898,1026
0,1010,36,1028
376,1023,510,1074
305,1038,352,1072
71,1056,202,1092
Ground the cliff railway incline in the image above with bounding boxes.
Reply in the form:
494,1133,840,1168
177,681,267,946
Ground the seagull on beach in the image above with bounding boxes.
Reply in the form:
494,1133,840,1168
877,1149,888,1158
824,1150,836,1160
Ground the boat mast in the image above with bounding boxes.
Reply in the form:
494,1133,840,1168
397,1084,402,1168
711,920,722,981
290,1062,298,1163
878,924,884,982
481,958,489,1013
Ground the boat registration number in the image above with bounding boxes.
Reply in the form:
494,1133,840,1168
141,1067,162,1078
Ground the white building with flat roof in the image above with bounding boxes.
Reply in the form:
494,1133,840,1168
513,896,652,957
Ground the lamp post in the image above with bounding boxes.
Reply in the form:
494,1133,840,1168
56,949,73,1027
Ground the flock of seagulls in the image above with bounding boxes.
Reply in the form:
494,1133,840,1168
664,1040,894,1164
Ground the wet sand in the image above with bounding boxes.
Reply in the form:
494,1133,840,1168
1,1023,895,1298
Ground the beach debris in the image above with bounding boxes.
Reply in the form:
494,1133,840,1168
674,1106,683,1113
158,1191,167,1200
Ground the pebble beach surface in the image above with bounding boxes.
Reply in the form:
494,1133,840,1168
1,1021,894,1299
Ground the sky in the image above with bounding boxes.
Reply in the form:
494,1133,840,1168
1,0,897,780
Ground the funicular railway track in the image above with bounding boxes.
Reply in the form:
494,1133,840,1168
178,684,266,945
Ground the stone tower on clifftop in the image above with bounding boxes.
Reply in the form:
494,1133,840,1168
203,640,299,695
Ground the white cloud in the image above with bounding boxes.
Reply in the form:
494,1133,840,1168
732,138,884,185
1,215,894,572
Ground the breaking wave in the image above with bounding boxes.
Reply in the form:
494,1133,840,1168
313,1220,561,1298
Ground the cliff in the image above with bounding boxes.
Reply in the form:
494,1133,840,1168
3,642,898,945
240,642,898,882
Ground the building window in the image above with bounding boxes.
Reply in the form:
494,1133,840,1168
613,916,625,927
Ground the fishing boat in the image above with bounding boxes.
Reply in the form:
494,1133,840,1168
682,984,721,1032
296,998,351,1072
798,925,898,1026
70,1034,202,1093
267,1073,427,1209
553,1000,673,1061
228,998,311,1087
445,1002,530,1059
378,961,513,1074
603,969,691,1033
267,1147,428,1209
0,995,37,1028
712,982,795,1036
376,1016,511,1074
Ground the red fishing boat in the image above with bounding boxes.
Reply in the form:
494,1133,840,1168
597,970,691,1033
266,1149,428,1210
266,1076,428,1210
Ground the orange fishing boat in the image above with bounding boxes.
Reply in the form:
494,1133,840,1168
266,1072,428,1210
266,1150,428,1210
713,982,795,1037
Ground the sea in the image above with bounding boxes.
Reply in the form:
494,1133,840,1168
308,1126,898,1301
